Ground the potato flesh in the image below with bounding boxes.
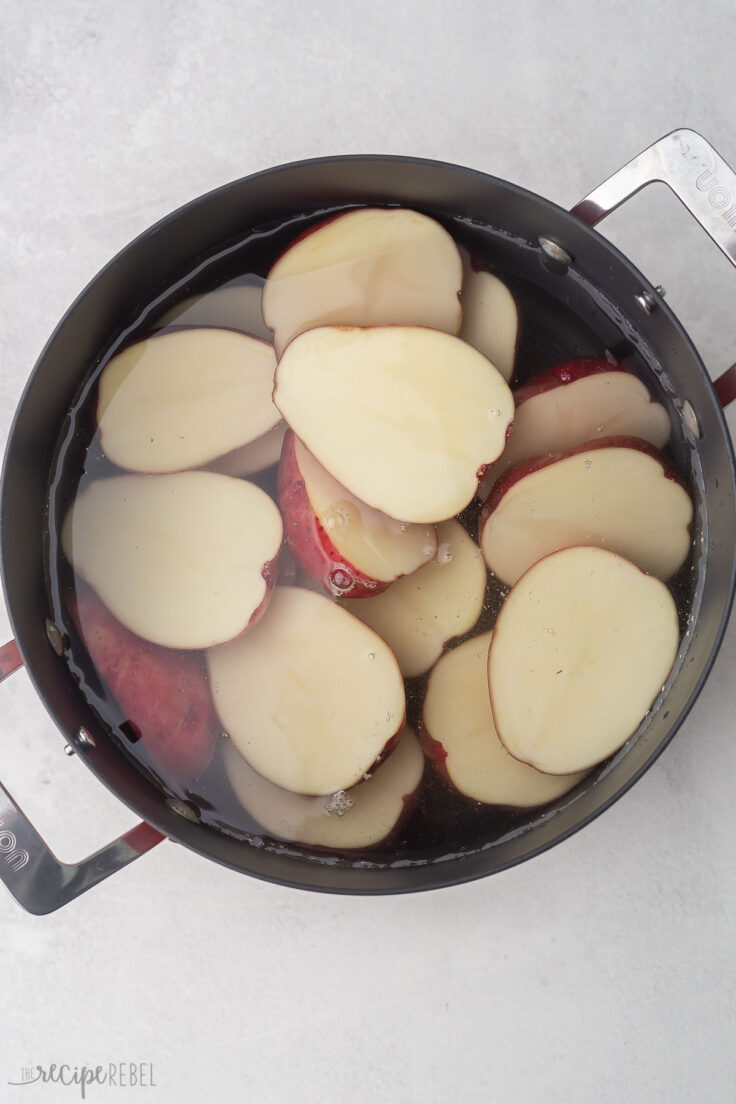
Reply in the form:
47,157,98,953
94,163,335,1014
97,328,279,472
488,547,680,774
295,438,436,582
154,279,271,341
206,587,405,795
342,519,486,677
480,445,692,585
275,326,514,523
262,207,463,356
424,633,585,805
62,472,282,649
222,727,424,849
479,371,671,498
211,422,287,477
460,269,518,382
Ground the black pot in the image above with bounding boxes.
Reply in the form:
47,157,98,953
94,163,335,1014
2,128,735,913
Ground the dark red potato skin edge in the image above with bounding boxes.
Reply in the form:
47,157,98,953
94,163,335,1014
480,434,687,533
512,357,623,406
68,586,218,781
277,429,392,599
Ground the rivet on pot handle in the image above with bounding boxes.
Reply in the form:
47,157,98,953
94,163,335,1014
571,128,736,407
0,640,165,915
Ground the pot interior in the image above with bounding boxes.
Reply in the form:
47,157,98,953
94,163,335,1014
3,157,734,892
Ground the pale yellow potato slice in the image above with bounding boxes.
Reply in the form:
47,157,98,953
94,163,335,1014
207,587,405,796
342,520,485,677
274,325,514,523
478,370,671,498
262,207,463,356
460,269,518,382
423,633,585,805
293,437,437,583
223,727,424,849
210,422,287,477
480,443,692,585
154,280,271,341
97,328,279,472
63,472,282,649
489,547,680,774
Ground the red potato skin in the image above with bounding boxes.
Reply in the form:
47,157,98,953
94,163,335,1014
69,587,217,781
417,721,453,789
480,434,687,535
277,430,392,599
512,357,624,406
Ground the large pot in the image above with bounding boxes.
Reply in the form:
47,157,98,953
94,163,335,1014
2,128,735,914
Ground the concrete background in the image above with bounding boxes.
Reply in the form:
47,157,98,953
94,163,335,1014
1,2,735,1101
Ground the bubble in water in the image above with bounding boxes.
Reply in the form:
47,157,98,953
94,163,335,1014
488,408,500,418
323,504,350,531
384,710,393,722
423,545,435,557
326,790,354,817
365,650,376,661
328,568,354,596
436,543,454,565
547,627,557,636
400,523,408,533
584,459,592,469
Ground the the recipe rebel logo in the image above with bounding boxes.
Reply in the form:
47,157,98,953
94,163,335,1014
7,1063,156,1098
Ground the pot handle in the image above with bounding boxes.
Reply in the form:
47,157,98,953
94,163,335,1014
0,639,165,915
571,128,736,406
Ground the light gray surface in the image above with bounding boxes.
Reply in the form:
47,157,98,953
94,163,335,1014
1,2,735,1101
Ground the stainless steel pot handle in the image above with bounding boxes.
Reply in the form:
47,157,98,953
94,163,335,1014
0,639,165,915
571,127,736,406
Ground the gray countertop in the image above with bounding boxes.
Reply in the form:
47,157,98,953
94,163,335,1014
1,2,735,1101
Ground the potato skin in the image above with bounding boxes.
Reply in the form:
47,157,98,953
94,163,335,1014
480,434,685,530
70,587,217,780
277,430,390,599
512,357,622,406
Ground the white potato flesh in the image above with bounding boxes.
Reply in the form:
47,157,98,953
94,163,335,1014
63,472,282,649
480,445,692,585
97,328,279,472
223,727,424,849
206,587,405,795
478,371,671,498
423,633,585,805
274,326,514,523
488,547,680,774
154,280,271,341
295,437,437,582
262,207,463,356
460,269,518,383
211,422,287,477
342,520,486,677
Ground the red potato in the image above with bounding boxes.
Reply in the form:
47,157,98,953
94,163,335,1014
274,325,514,524
341,519,486,677
458,248,518,383
96,327,280,473
70,587,217,780
262,207,463,357
210,422,287,478
206,586,406,796
479,436,693,586
421,633,586,806
488,546,680,774
278,431,437,598
153,279,271,341
478,358,671,499
63,472,282,650
222,726,424,850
